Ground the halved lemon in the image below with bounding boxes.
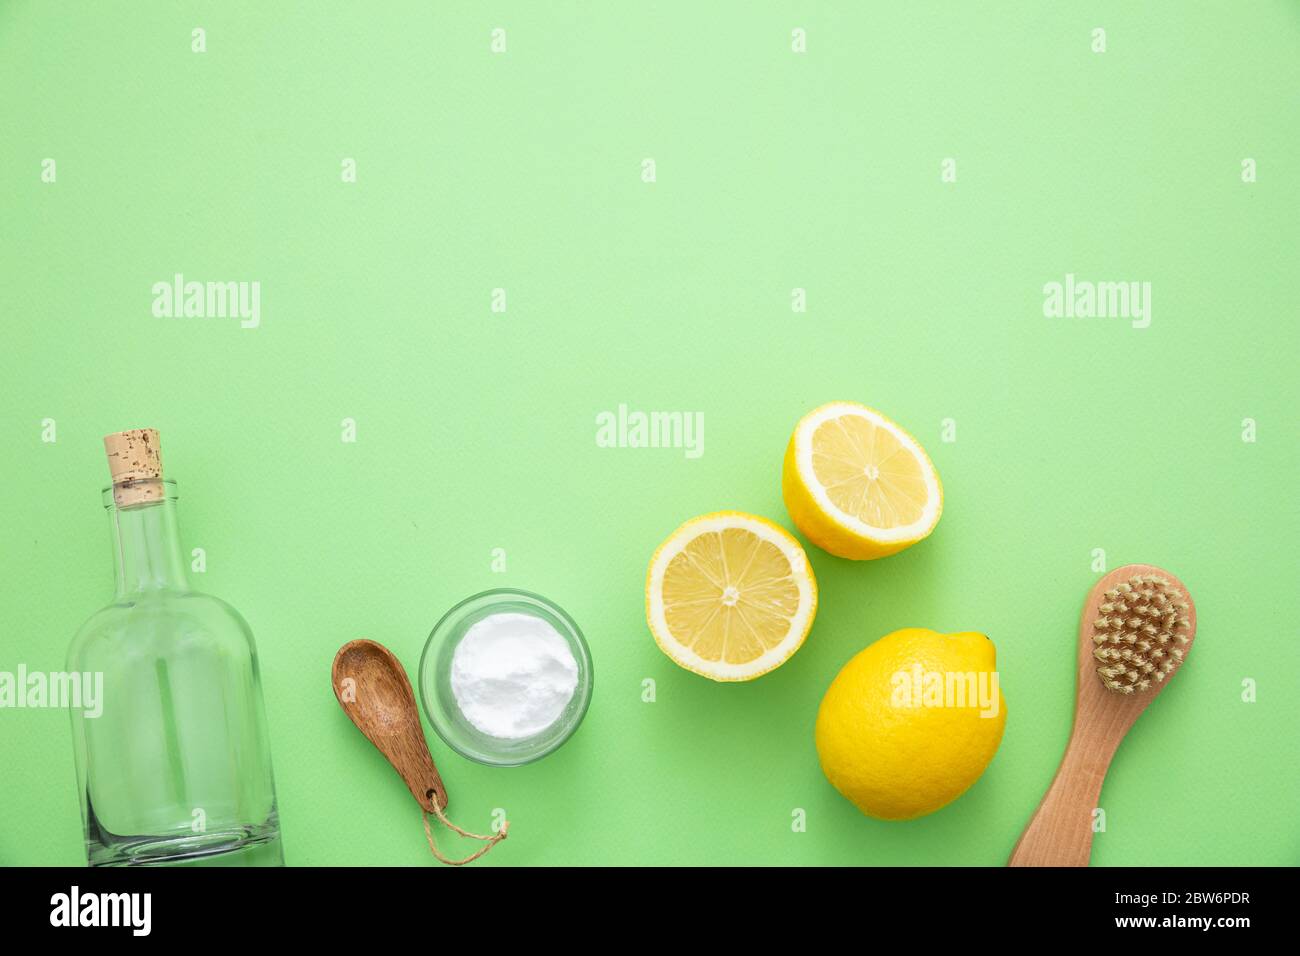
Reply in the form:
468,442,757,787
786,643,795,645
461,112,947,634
782,401,942,560
646,512,817,681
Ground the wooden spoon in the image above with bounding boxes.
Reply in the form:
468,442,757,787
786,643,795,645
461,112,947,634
331,639,449,813
1009,564,1197,866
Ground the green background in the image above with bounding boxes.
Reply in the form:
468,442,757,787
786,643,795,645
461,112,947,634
2,1,1298,866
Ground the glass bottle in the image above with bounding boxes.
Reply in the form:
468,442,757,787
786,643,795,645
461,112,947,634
66,429,283,866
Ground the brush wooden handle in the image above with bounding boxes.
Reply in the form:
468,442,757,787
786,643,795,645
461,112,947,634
1009,564,1197,867
1008,704,1131,866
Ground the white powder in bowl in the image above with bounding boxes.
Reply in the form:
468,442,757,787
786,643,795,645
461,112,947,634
450,612,579,740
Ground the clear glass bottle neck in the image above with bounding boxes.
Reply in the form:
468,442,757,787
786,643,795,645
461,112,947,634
108,491,190,596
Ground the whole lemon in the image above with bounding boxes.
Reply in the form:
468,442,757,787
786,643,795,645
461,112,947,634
815,628,1006,820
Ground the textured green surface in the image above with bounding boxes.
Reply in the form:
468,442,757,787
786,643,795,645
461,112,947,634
2,1,1298,866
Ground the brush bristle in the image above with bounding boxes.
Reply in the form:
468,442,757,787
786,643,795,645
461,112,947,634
1092,573,1191,694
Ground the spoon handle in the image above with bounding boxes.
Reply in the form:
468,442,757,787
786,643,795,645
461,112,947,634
364,710,450,814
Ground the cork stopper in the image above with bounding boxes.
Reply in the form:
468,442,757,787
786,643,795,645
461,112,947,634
104,428,164,508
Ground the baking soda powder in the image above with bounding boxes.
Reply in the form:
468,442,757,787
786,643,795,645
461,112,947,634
450,612,579,739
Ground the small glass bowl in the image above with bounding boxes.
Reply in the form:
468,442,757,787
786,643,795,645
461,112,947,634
418,588,594,767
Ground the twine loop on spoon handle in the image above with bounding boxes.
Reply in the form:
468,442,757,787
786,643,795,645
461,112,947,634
421,796,509,866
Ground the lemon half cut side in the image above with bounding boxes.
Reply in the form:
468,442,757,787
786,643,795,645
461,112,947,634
783,401,943,560
646,511,818,681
